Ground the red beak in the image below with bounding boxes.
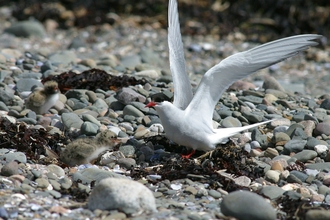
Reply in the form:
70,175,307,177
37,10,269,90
145,101,157,108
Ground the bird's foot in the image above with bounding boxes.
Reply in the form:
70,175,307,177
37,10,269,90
181,149,196,159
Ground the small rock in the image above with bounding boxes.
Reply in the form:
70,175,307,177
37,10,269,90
264,148,279,158
284,139,307,154
228,80,256,91
0,160,19,176
0,151,27,163
49,50,77,66
221,191,276,220
306,162,330,171
88,178,156,214
61,113,84,129
81,122,99,136
116,158,136,169
116,87,146,105
135,70,160,79
120,55,141,69
314,144,328,156
306,210,330,220
265,170,280,183
4,20,46,38
270,160,284,172
262,76,286,92
221,116,242,128
46,164,65,177
123,105,144,117
315,122,330,136
208,189,222,199
260,186,285,200
292,150,318,162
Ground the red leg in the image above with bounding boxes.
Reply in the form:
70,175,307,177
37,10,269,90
181,149,196,159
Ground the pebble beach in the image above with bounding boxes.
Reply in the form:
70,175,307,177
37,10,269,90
1,3,330,220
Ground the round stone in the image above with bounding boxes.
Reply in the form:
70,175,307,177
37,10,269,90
221,191,276,220
88,178,156,214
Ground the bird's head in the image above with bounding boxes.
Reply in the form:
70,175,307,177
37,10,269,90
145,101,175,112
43,81,59,94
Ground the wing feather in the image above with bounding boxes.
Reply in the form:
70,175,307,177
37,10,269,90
186,34,322,128
168,0,193,109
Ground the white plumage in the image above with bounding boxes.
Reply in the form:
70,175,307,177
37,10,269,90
147,0,322,153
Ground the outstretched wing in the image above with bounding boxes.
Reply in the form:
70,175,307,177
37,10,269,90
186,34,322,128
168,0,193,109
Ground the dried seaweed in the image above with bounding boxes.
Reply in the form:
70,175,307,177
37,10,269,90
0,117,69,161
131,138,261,192
42,68,148,93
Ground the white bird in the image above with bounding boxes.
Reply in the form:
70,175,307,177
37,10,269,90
146,0,321,158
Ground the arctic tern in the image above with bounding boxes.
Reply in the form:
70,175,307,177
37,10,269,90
146,0,321,157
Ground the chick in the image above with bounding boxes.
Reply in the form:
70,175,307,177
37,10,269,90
25,81,59,114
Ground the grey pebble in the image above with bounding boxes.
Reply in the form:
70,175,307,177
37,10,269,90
320,98,330,110
140,48,163,67
265,89,287,98
306,210,330,220
260,185,285,200
67,98,88,110
61,113,84,129
46,164,65,177
290,170,308,182
306,162,330,170
118,145,136,157
116,87,146,105
123,105,144,117
120,55,141,69
0,160,19,176
81,121,99,136
65,89,88,100
17,78,42,93
117,158,136,169
264,170,280,183
49,50,77,66
48,190,62,199
221,190,276,220
221,116,242,128
58,177,72,189
49,179,61,191
291,150,318,162
0,101,9,111
35,178,50,189
184,186,198,195
239,95,263,104
4,20,46,38
315,122,330,136
318,185,330,195
92,98,109,114
284,139,307,154
0,90,14,105
81,114,101,126
208,189,222,199
0,151,27,163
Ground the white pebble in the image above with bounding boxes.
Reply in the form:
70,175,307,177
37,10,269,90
314,145,328,155
149,123,164,133
170,183,182,190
